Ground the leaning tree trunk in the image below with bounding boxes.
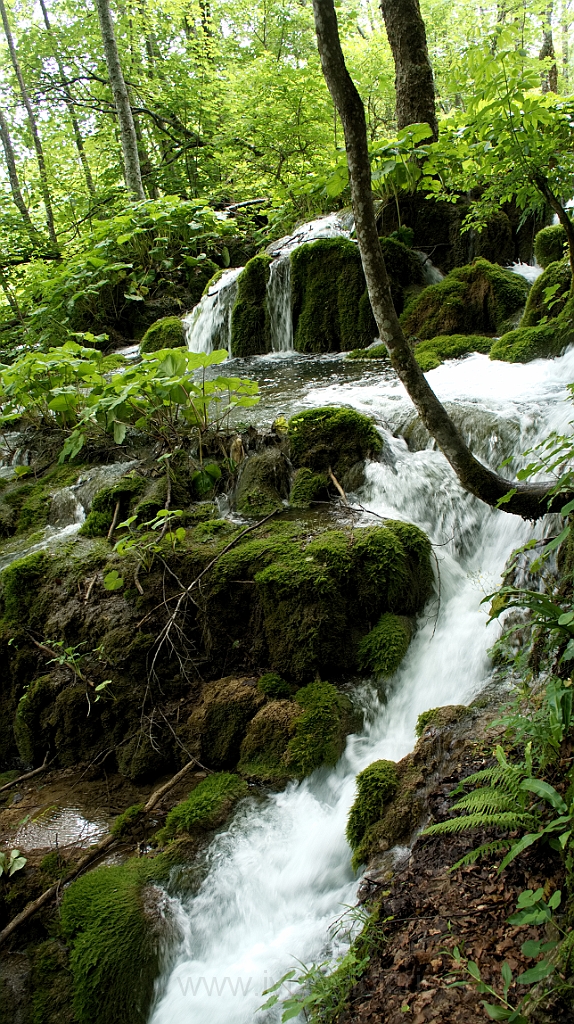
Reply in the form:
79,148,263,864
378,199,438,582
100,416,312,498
311,0,559,520
39,0,96,197
0,0,58,247
0,105,43,246
379,0,438,141
94,0,146,200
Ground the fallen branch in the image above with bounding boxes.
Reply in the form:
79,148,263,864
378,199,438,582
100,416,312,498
106,499,121,543
328,466,348,504
0,757,199,947
0,752,52,793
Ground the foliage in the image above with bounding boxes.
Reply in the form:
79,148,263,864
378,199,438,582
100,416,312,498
521,258,571,327
257,673,291,699
0,848,26,877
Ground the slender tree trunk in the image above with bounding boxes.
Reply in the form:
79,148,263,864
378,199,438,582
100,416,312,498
39,0,96,197
563,2,570,85
311,0,558,520
533,172,574,289
94,0,145,200
540,4,558,92
379,0,438,141
0,105,43,246
0,0,58,247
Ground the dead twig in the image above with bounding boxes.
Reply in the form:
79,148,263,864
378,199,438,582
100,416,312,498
0,752,53,793
328,466,348,504
106,499,121,543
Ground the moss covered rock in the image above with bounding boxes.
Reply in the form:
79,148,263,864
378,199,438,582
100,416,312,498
521,257,571,327
186,676,265,768
347,343,388,361
234,448,290,516
230,254,272,356
414,333,493,371
288,406,382,483
357,613,412,677
60,858,169,1024
346,759,399,869
286,681,356,777
289,467,330,507
534,225,567,269
140,315,185,353
238,699,303,780
490,308,573,363
257,672,291,698
401,259,528,340
79,473,146,538
158,771,248,840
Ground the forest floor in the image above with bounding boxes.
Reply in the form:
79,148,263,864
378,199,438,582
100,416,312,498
343,746,570,1024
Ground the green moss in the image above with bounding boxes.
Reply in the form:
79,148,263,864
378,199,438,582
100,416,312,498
521,257,571,327
380,237,424,287
401,259,528,340
158,772,248,839
357,613,412,676
1,551,48,623
490,319,568,363
286,681,354,778
414,333,493,371
230,254,272,356
346,759,399,868
347,343,388,360
111,802,145,837
288,406,382,479
257,672,291,698
185,257,219,303
415,707,441,737
289,467,329,507
234,448,290,517
140,315,185,353
202,267,227,296
60,858,168,1024
79,473,145,537
186,676,266,767
534,225,567,268
238,699,303,780
291,237,379,353
30,939,75,1024
352,521,434,618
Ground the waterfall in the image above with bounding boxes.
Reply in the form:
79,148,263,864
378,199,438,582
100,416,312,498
183,268,243,354
508,261,543,284
148,346,574,1024
267,255,293,352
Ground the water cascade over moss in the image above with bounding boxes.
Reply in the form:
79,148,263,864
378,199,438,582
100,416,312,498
230,253,272,356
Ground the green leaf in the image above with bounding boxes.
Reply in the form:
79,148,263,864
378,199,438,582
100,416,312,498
519,779,568,813
483,1004,512,1020
113,421,127,445
548,889,562,909
517,960,554,985
467,961,482,981
103,571,124,591
496,488,517,507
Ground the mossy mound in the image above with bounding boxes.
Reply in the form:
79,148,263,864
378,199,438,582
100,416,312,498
257,672,291,698
60,858,168,1024
400,259,528,340
0,465,80,540
234,448,290,516
380,236,424,288
157,772,248,840
1,551,49,624
521,257,571,327
357,613,412,676
414,334,493,371
186,676,266,768
347,343,388,361
140,315,185,353
490,310,573,363
346,759,399,870
290,238,377,353
79,473,146,537
230,253,272,356
534,225,567,269
238,699,304,780
289,467,330,507
288,406,382,483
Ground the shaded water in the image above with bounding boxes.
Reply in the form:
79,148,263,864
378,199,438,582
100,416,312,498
148,346,574,1024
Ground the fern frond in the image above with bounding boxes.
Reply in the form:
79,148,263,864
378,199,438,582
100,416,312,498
451,840,511,870
423,811,535,836
452,789,517,816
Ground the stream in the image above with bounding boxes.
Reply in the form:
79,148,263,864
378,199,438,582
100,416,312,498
147,343,574,1023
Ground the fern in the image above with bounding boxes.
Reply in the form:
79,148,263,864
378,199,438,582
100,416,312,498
424,810,535,836
452,840,511,870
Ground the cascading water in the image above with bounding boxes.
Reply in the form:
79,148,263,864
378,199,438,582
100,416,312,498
267,256,293,353
148,346,574,1024
183,268,243,354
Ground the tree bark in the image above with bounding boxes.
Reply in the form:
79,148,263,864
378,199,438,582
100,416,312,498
311,0,560,520
379,0,438,141
0,104,43,246
39,0,96,197
540,5,559,93
0,0,58,248
94,0,146,200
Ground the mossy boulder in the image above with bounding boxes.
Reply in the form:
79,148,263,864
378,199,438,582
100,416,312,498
1,551,49,624
186,676,266,768
79,473,146,538
346,760,399,870
230,254,272,356
60,858,169,1024
380,236,424,288
238,699,304,780
521,257,571,327
257,672,292,698
234,448,290,516
401,259,528,340
414,333,493,371
534,225,567,269
157,772,249,840
288,406,382,485
289,467,330,507
347,343,388,361
140,315,185,353
490,294,574,362
357,613,412,677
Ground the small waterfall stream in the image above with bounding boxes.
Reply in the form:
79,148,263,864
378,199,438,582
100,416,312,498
148,346,574,1024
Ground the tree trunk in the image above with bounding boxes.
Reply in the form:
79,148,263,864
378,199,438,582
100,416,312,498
540,5,558,93
311,0,559,520
533,172,574,289
0,105,43,246
379,0,438,141
94,0,146,200
39,0,96,197
0,0,58,248
563,3,570,85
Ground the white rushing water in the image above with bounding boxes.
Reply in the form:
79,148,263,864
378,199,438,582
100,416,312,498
149,345,574,1024
184,268,243,354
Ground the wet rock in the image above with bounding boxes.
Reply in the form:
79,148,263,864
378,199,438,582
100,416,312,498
234,448,291,516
